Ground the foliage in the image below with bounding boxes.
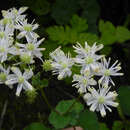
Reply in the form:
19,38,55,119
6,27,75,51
99,20,130,45
78,110,99,130
99,123,109,130
79,0,100,33
118,86,130,116
51,0,79,25
49,99,84,129
32,72,49,89
19,0,50,15
0,0,130,130
112,121,123,130
24,122,50,130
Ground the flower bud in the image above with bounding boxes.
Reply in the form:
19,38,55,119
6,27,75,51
42,60,52,71
25,89,37,103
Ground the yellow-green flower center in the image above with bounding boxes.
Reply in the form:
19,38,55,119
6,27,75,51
20,53,31,64
98,96,105,104
85,57,93,64
0,47,5,53
42,60,52,71
85,47,90,53
27,43,35,51
0,32,5,39
24,25,32,32
0,73,6,81
3,18,12,25
62,63,68,69
83,79,87,85
18,76,24,83
104,69,110,76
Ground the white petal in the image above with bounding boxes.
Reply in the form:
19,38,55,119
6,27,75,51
11,67,22,76
90,102,98,112
33,50,42,58
16,43,26,48
19,7,28,14
36,38,45,46
17,31,26,39
99,104,106,117
23,69,33,80
89,78,97,86
1,54,7,63
83,93,91,100
5,78,18,85
105,101,119,107
16,84,23,96
23,80,33,91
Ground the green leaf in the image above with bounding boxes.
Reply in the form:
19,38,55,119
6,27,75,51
42,40,59,58
116,26,130,43
62,46,76,57
70,15,88,32
49,112,71,129
100,46,112,56
49,99,84,129
99,20,116,45
118,86,130,116
19,0,50,15
51,0,79,25
46,26,66,44
112,121,123,130
78,110,99,130
79,0,100,33
23,122,50,130
78,33,99,45
99,123,109,130
46,15,94,45
64,25,78,44
56,100,84,115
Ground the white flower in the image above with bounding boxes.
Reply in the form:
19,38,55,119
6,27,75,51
15,19,39,40
50,47,74,80
73,42,103,59
72,73,97,94
74,53,103,74
73,42,104,74
19,52,34,64
16,38,45,61
0,22,14,39
2,7,28,24
83,85,119,117
0,38,16,62
97,58,123,86
5,67,34,96
0,65,9,82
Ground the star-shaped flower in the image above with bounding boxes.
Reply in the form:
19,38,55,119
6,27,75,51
50,47,74,80
97,58,123,86
84,85,119,117
5,67,34,96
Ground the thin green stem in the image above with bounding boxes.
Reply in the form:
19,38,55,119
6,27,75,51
40,88,62,116
117,98,126,121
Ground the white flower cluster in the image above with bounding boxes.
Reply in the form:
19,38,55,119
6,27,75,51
0,7,45,96
0,6,123,117
50,42,123,117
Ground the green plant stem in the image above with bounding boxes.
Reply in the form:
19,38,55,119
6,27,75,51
40,88,62,116
117,98,126,121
